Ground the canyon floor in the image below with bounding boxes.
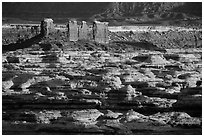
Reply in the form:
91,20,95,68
2,24,202,135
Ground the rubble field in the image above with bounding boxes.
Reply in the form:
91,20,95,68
2,25,202,135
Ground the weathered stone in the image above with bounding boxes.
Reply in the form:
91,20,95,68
40,18,54,36
120,85,136,95
150,112,201,128
186,76,201,87
165,87,180,94
71,109,103,123
93,21,109,44
101,75,122,90
69,79,98,90
20,76,52,90
35,110,62,124
144,55,170,65
140,68,156,79
78,21,89,40
2,56,8,63
149,112,172,124
179,54,199,63
68,20,78,41
104,110,123,119
121,72,150,83
125,109,148,122
83,99,102,106
2,80,14,91
119,85,142,101
103,118,133,134
149,97,177,108
79,89,92,95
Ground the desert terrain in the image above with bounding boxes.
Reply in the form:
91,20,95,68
2,2,202,135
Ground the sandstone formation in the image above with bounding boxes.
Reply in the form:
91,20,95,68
41,18,54,36
68,20,79,41
93,21,109,44
78,21,89,40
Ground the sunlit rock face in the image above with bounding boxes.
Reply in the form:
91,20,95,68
93,21,109,44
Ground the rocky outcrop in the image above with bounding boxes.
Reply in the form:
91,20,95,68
144,55,170,65
35,110,62,124
93,21,109,44
41,18,54,36
2,80,14,92
78,21,89,40
149,112,201,128
125,109,148,122
101,75,122,90
68,20,78,42
71,109,103,126
104,110,123,119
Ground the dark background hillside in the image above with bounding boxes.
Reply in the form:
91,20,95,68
2,2,110,23
2,2,202,25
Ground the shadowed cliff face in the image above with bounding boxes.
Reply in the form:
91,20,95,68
2,2,202,23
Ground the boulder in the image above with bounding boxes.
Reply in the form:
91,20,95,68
120,85,136,95
101,75,122,90
104,110,123,119
149,97,177,108
120,85,142,101
35,110,62,124
58,56,69,64
69,80,98,90
186,76,201,87
139,68,155,79
21,76,52,90
2,80,14,91
80,99,102,106
71,109,103,123
144,55,170,65
125,109,148,122
150,112,201,128
79,89,92,95
2,56,8,63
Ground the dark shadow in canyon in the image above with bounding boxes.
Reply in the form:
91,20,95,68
3,34,44,53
